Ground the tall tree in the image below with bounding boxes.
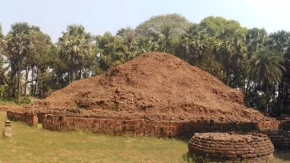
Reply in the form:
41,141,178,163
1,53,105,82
58,25,95,82
2,22,34,103
27,30,56,97
248,48,285,113
268,31,290,115
96,32,133,72
217,23,247,86
246,28,267,51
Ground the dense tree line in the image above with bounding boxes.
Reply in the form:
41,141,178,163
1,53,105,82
0,14,289,116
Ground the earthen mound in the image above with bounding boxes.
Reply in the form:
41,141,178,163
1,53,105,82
36,52,268,122
188,133,274,162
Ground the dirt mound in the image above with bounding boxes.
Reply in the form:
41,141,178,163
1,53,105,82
36,52,268,122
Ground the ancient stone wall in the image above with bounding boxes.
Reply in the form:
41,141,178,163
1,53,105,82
41,114,289,137
267,131,290,150
37,112,48,124
188,133,274,162
6,111,38,127
6,111,290,138
281,120,290,130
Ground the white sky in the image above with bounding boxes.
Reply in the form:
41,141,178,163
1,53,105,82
0,0,289,42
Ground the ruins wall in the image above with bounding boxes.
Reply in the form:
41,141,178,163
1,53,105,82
6,111,38,127
41,114,289,137
267,131,290,150
6,111,290,137
188,133,274,162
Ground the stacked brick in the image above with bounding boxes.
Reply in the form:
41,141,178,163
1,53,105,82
267,131,290,150
41,115,290,137
5,110,290,138
6,111,38,127
188,133,274,162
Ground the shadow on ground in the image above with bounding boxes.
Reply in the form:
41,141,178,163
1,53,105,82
274,151,290,162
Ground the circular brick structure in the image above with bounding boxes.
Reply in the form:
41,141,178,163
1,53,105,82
267,131,290,150
188,133,274,162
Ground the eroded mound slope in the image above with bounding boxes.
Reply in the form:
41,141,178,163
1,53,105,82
37,52,268,122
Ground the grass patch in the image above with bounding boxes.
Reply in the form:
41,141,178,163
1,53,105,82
0,99,17,105
0,112,188,163
0,112,290,163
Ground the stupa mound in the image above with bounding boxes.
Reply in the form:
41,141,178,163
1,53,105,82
35,52,268,122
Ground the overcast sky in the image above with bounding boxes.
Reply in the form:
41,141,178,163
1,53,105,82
0,0,288,42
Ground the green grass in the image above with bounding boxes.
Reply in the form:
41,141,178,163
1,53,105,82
0,111,290,163
275,152,290,163
0,99,17,106
0,112,188,163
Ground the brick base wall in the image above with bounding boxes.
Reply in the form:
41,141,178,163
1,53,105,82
6,111,290,138
7,111,38,127
41,114,289,138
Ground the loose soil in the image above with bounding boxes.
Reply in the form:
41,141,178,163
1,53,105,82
31,52,269,122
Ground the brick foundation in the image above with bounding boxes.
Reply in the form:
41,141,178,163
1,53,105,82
267,131,290,150
7,111,38,127
188,133,274,163
6,110,290,138
41,114,290,138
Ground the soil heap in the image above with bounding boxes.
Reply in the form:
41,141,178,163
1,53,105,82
35,52,269,122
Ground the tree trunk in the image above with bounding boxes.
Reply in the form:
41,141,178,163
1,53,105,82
17,69,21,104
245,78,250,93
71,70,75,82
31,68,34,96
79,69,82,80
11,74,16,98
265,84,270,115
24,67,29,95
226,67,230,86
7,74,15,98
34,69,38,97
38,71,44,98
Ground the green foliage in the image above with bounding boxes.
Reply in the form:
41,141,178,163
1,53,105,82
248,48,284,85
246,28,268,53
136,13,192,40
0,24,3,39
96,32,134,72
0,98,16,105
19,96,31,104
58,24,97,82
2,22,36,103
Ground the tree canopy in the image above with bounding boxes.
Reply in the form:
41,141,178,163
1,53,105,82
136,14,192,39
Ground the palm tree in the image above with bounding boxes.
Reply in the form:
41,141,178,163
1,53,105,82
246,28,267,53
268,30,290,54
218,26,247,86
158,26,172,53
268,31,290,116
58,25,93,82
3,22,34,103
179,25,210,65
248,48,285,114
